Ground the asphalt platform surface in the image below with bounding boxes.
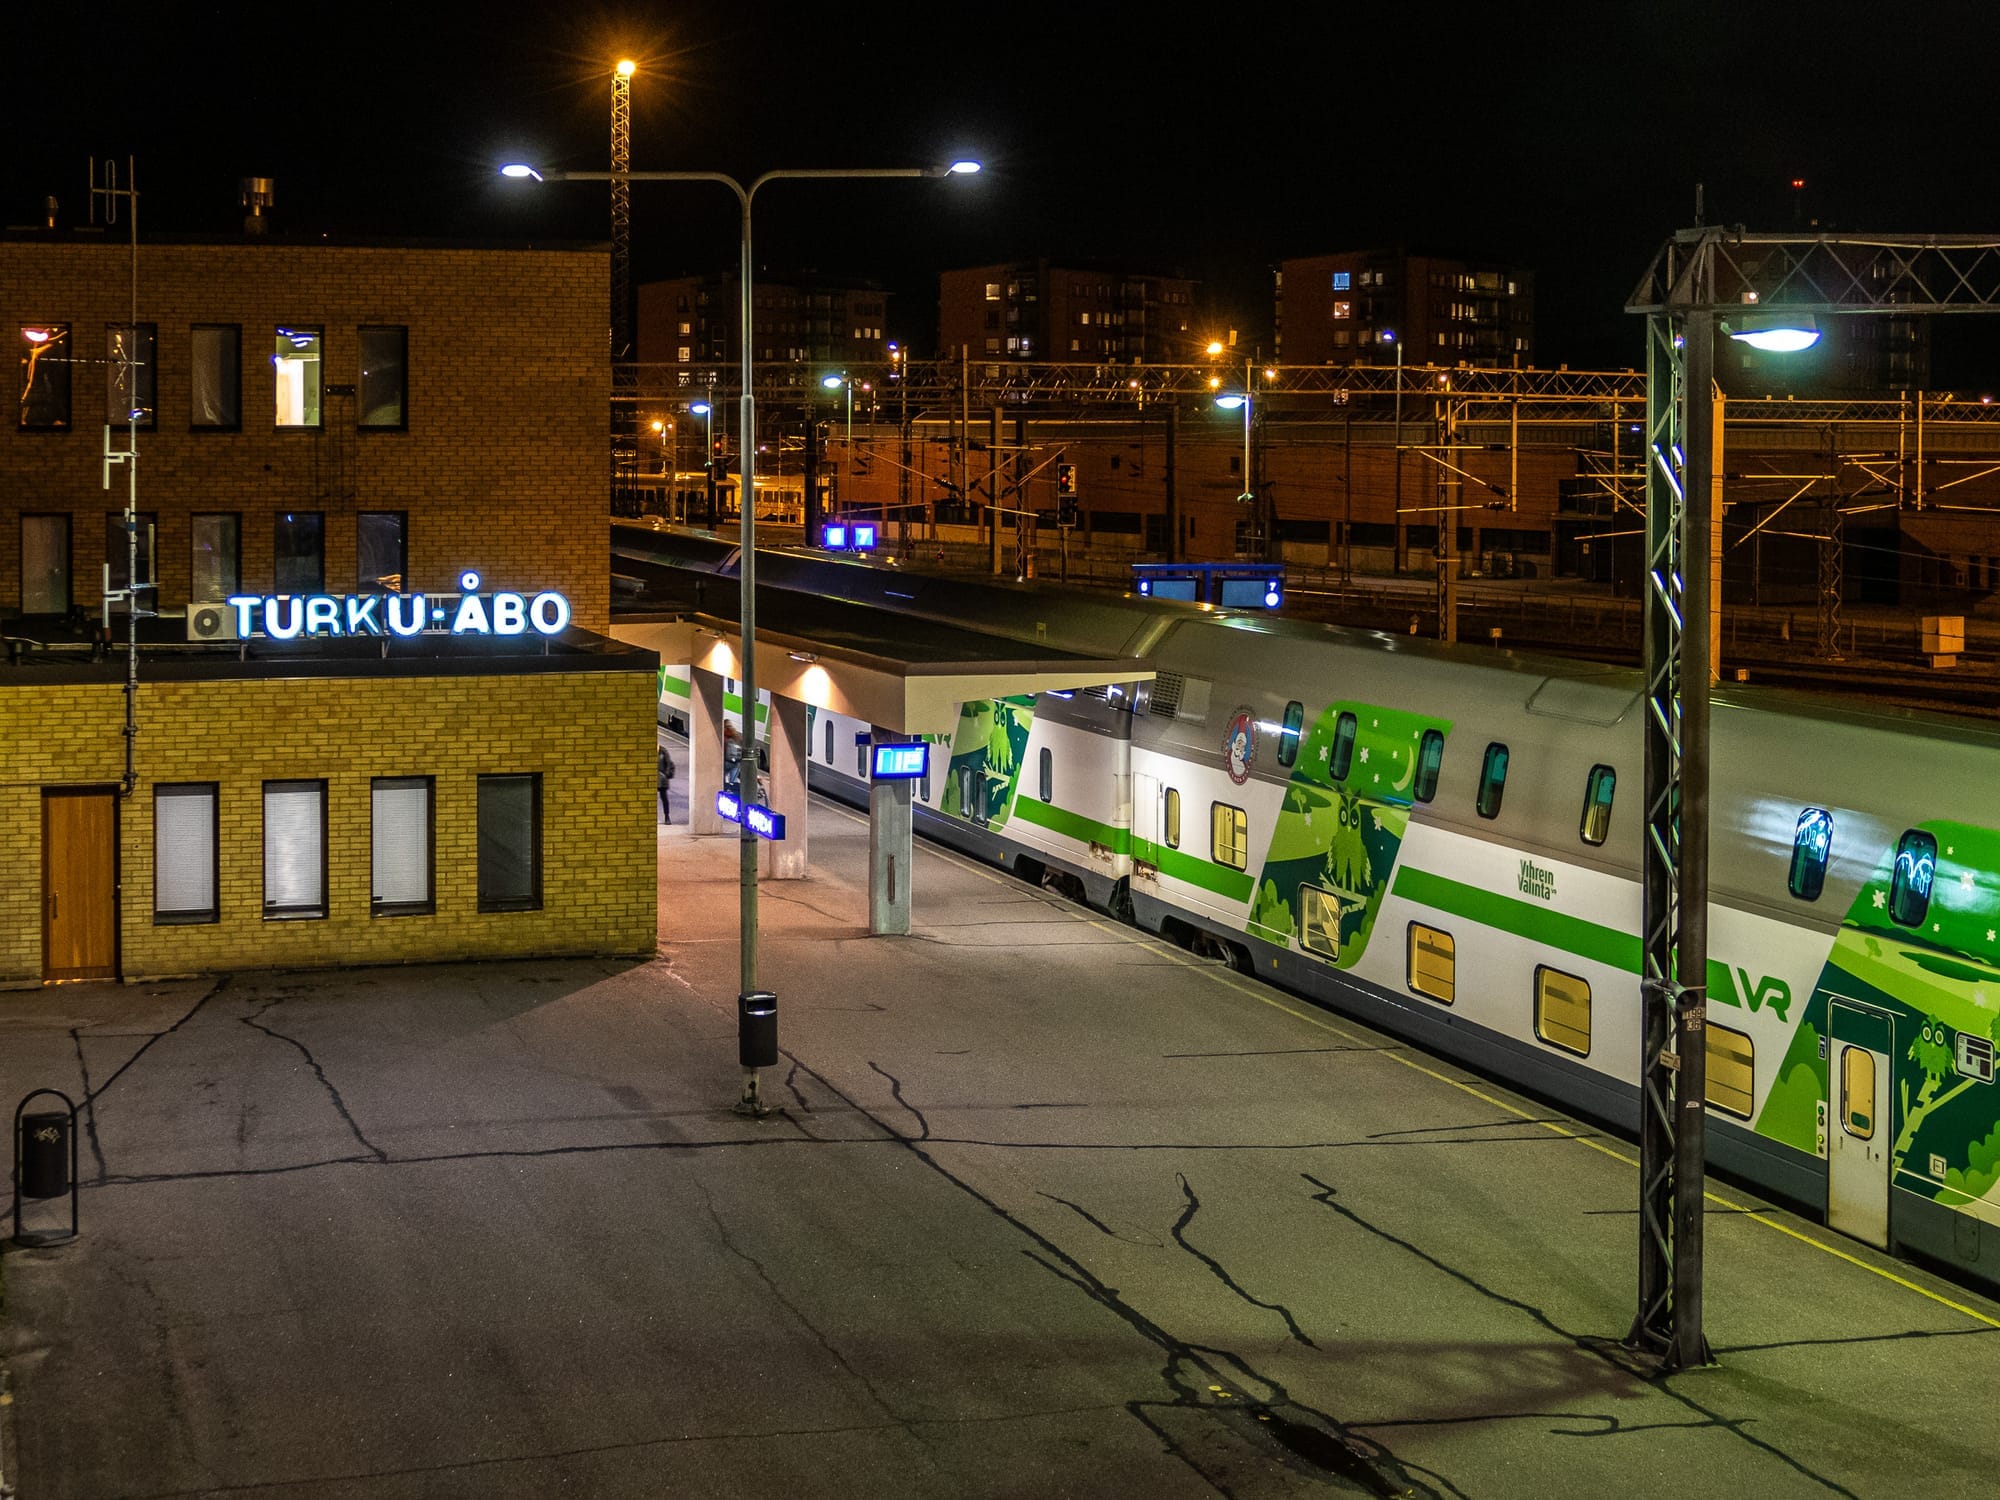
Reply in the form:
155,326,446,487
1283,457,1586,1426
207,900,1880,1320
3,789,1999,1498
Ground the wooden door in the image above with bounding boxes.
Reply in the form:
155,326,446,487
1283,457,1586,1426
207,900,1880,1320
43,789,118,981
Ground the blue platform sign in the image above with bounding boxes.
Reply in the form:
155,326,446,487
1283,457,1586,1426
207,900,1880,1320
871,742,929,780
716,791,787,840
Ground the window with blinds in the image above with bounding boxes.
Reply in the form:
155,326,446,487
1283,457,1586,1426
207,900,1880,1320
371,777,433,915
1534,966,1591,1056
1407,922,1455,1003
154,783,218,924
478,774,543,912
1706,1022,1755,1119
263,780,326,919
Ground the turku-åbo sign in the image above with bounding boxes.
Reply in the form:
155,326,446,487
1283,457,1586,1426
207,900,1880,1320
226,572,571,640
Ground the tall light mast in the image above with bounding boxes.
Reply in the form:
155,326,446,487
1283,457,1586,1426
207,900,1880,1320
610,59,635,358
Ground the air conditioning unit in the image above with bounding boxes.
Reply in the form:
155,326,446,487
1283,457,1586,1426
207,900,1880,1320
186,603,241,641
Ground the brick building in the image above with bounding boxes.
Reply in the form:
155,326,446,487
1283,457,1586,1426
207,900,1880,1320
1,231,657,986
938,260,1200,363
1277,250,1533,368
636,271,889,373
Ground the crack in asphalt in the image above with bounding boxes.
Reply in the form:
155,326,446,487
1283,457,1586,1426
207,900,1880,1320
781,1060,816,1113
1299,1172,1861,1497
1170,1173,1318,1350
691,1173,924,1449
238,999,389,1163
867,1060,932,1141
1035,1190,1164,1248
813,1056,1436,1497
68,979,227,1183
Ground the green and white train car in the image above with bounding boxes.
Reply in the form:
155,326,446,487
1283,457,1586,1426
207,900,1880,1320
656,591,2000,1291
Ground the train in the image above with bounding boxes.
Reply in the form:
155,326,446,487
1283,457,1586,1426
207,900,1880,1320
621,522,2000,1293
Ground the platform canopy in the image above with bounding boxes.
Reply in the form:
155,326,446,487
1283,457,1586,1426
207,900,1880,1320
613,591,1153,734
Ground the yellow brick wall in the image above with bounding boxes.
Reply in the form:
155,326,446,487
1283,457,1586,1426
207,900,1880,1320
0,239,609,629
0,669,656,987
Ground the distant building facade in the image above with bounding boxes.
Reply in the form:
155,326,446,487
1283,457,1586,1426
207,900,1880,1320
938,260,1199,363
636,272,889,371
1277,250,1534,368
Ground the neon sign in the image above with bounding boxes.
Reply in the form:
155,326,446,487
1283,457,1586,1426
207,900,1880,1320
716,791,787,840
226,571,571,640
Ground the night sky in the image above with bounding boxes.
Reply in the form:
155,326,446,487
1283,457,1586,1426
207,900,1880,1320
11,2,2000,371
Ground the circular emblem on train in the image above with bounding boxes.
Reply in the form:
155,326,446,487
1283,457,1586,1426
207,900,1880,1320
1223,708,1257,785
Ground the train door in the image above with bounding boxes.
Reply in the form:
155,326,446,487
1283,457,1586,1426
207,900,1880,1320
1132,773,1159,877
1827,997,1893,1250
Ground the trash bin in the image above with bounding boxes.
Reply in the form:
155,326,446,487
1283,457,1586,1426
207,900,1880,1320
19,1109,70,1201
738,991,778,1069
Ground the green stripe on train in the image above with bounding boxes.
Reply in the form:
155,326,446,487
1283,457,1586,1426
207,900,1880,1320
656,671,767,722
1009,797,1255,904
1391,865,1642,973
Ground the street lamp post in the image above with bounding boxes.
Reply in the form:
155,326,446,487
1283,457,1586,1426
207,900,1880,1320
690,402,716,527
1215,359,1276,562
503,157,980,1113
820,372,854,526
1386,330,1404,573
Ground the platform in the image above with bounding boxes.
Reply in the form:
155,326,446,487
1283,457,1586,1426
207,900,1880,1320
2,793,1997,1496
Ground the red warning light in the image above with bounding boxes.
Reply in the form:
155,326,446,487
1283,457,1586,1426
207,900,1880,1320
1790,178,1806,189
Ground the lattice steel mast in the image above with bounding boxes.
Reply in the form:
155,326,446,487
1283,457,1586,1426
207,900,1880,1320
610,60,634,359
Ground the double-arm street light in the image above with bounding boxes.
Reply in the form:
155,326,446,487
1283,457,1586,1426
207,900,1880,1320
503,156,980,1112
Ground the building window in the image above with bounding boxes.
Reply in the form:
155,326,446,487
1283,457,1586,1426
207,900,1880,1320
263,780,327,919
678,346,692,363
104,511,157,594
678,320,692,336
21,514,70,613
1889,828,1938,927
274,512,325,594
1414,729,1444,803
1534,966,1591,1056
153,783,218,924
478,774,543,912
1476,742,1509,819
1408,922,1455,1003
358,326,407,429
1332,271,1351,291
106,323,157,429
1277,701,1304,768
1706,1021,1755,1119
371,777,434,915
1789,808,1833,901
191,325,242,429
357,512,406,589
1211,802,1248,870
19,323,71,429
1164,786,1182,848
1039,746,1053,803
984,282,1001,301
191,514,241,602
1333,300,1352,320
1579,765,1616,846
273,326,323,428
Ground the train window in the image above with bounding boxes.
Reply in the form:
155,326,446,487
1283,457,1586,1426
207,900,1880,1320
1579,765,1616,846
1841,1045,1876,1140
1039,747,1053,803
1277,701,1304,768
1788,808,1833,901
1300,886,1342,959
1888,829,1938,927
824,720,834,763
1476,743,1510,819
1534,966,1591,1056
1706,1022,1755,1119
1414,730,1445,803
1330,712,1358,780
1211,802,1248,870
1407,923,1455,1003
1165,787,1182,849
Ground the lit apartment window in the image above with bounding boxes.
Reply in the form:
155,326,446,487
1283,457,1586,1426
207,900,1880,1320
984,282,1001,301
358,326,407,429
1333,301,1351,319
1332,271,1350,290
273,326,323,428
19,323,71,429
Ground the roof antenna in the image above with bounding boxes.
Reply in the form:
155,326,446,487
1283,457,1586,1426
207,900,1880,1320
1694,181,1705,228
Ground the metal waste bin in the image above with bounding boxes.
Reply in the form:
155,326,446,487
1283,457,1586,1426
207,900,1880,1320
738,991,778,1069
19,1110,70,1200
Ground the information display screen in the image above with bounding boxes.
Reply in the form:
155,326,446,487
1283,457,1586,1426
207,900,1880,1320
871,742,929,780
